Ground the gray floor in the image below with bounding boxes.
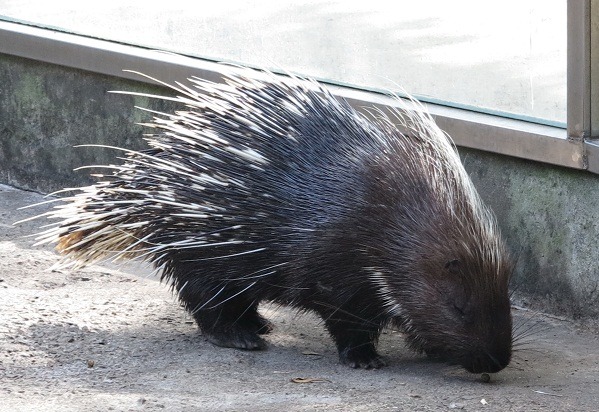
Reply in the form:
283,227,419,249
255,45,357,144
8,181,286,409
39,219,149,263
0,0,566,124
2,183,599,411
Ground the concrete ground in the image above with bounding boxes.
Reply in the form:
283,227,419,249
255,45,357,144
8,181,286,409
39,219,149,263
2,183,599,411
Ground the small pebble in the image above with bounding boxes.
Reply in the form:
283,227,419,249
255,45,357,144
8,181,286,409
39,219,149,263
481,373,490,383
87,360,95,368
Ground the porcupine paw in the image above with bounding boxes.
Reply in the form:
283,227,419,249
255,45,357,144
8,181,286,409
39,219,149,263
204,324,267,351
339,346,387,369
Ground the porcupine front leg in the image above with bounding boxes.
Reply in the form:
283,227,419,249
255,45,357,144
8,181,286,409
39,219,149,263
315,306,387,369
177,278,271,350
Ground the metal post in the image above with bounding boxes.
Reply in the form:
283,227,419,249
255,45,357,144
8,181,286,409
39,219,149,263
567,0,591,141
590,0,599,138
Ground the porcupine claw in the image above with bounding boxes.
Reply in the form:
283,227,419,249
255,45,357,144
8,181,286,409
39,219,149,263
204,325,268,351
339,346,388,369
199,308,272,350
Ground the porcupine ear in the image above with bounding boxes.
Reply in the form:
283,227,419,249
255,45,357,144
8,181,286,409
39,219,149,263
444,259,461,274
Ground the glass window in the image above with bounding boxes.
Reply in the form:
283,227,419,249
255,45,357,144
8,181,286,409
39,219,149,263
0,0,566,125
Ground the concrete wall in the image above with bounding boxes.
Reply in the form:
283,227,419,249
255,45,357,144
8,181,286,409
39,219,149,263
462,148,599,318
1,52,598,318
0,53,174,193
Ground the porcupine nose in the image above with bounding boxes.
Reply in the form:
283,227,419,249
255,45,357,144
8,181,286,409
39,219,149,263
463,350,511,373
463,331,512,373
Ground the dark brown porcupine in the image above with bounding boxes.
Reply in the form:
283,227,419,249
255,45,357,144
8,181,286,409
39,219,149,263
32,67,513,373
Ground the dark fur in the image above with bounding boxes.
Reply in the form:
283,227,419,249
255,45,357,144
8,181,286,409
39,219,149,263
46,69,513,373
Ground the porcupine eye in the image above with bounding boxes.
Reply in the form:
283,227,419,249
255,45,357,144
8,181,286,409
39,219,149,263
451,298,475,325
444,259,461,273
443,260,472,321
453,301,468,322
453,302,466,318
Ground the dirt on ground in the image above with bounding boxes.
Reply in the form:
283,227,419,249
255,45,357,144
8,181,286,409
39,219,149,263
1,183,598,412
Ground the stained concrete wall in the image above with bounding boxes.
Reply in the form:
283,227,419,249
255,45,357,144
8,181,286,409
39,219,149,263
0,53,175,193
462,148,599,318
1,52,598,318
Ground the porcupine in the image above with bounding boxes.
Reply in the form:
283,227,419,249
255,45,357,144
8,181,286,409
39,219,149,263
33,67,513,373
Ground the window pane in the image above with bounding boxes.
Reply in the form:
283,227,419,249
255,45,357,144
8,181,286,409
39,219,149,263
0,0,566,125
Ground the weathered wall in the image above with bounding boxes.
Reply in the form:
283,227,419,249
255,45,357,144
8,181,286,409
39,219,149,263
0,53,176,193
1,52,598,317
462,148,599,318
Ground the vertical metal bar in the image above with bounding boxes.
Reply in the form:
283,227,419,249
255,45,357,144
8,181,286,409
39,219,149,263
591,0,599,138
567,0,591,141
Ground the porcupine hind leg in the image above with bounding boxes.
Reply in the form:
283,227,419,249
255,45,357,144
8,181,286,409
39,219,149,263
315,306,387,369
177,279,271,350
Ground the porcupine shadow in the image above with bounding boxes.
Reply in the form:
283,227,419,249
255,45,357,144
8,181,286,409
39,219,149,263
31,67,513,373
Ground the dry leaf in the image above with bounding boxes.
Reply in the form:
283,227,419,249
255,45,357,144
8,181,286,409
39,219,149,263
302,351,323,356
290,377,331,384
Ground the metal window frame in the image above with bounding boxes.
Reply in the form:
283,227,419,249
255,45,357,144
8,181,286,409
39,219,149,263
0,8,598,174
568,0,599,171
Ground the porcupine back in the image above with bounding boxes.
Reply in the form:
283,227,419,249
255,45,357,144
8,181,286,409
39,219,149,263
39,73,364,274
34,67,512,373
